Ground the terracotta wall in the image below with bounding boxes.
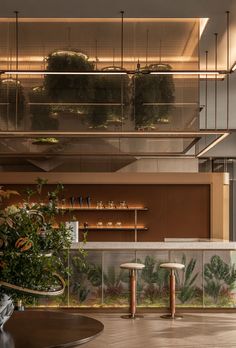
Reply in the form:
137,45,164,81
5,183,210,242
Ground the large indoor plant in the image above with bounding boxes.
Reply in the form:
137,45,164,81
0,180,73,328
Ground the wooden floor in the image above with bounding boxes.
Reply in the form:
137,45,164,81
81,312,236,347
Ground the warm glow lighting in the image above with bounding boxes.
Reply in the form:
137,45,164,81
150,70,225,75
0,18,208,23
1,70,227,76
199,18,209,38
197,133,229,157
0,131,228,137
230,62,236,72
2,71,127,75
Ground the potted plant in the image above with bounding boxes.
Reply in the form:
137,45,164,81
0,180,73,328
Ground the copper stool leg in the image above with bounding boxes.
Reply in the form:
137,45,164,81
161,269,182,320
121,269,143,319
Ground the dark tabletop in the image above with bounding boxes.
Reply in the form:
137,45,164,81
1,310,104,348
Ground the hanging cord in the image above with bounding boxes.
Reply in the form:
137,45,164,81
226,11,230,130
14,11,19,130
120,11,124,131
205,50,208,129
145,29,149,68
120,10,124,69
214,33,218,130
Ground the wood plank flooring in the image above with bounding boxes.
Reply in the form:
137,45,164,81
80,312,236,348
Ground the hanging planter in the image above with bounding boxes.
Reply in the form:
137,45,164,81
87,66,130,129
29,86,59,130
133,63,175,129
0,78,25,128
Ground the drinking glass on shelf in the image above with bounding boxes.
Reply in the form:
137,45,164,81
116,222,122,227
107,200,115,209
96,201,104,209
119,201,128,209
97,220,103,227
107,221,113,227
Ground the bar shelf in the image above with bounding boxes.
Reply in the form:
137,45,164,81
79,226,148,231
57,206,148,211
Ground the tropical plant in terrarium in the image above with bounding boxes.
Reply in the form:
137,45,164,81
70,251,91,304
103,266,128,305
0,179,74,328
0,78,25,128
140,256,169,304
204,255,236,306
133,63,175,129
175,254,201,305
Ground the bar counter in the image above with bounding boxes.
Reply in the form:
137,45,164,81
35,240,236,309
72,241,236,250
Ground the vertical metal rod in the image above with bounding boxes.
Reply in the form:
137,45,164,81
67,249,70,307
101,251,104,305
214,33,218,130
14,11,19,130
95,39,98,70
159,40,162,63
120,11,124,132
202,250,205,308
205,51,208,129
226,11,230,130
113,47,115,67
120,10,124,69
130,269,136,317
145,29,149,67
134,209,138,242
170,269,175,318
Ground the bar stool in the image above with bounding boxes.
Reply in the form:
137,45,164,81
120,262,145,319
160,262,185,320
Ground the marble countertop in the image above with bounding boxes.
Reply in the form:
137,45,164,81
71,241,236,250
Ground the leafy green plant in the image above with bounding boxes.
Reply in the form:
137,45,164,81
0,180,74,304
133,63,175,129
204,255,236,304
139,256,169,303
175,254,199,304
103,266,128,299
29,86,58,130
88,69,130,129
0,78,25,128
70,252,90,303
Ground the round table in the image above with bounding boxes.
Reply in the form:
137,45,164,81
1,310,104,348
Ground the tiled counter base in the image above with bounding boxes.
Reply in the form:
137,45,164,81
37,242,236,309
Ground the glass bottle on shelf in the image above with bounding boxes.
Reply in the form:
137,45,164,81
78,196,83,208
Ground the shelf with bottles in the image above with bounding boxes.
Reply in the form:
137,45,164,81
57,197,148,212
79,225,148,231
57,206,148,211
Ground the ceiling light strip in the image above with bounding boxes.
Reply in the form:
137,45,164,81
0,69,227,76
0,131,228,137
196,133,229,157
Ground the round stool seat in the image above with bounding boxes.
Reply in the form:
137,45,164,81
160,262,185,270
120,263,145,270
